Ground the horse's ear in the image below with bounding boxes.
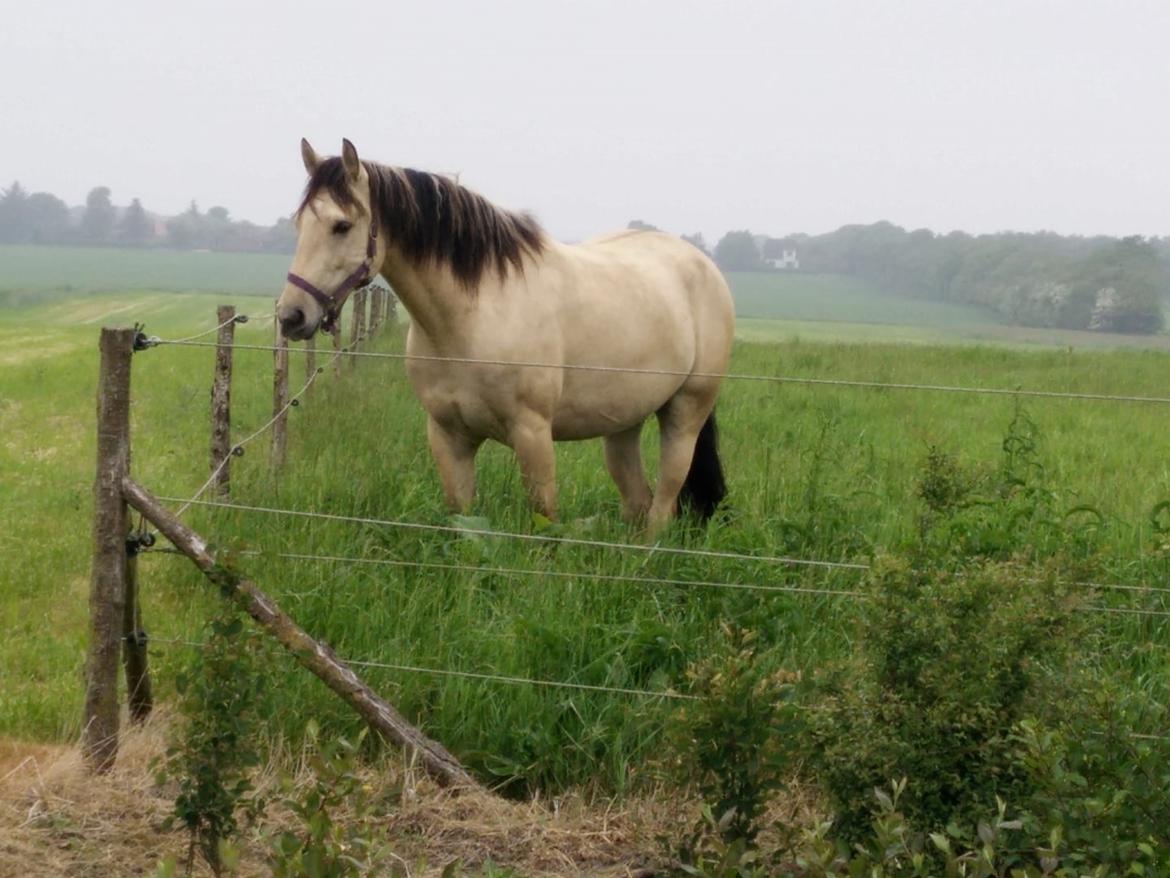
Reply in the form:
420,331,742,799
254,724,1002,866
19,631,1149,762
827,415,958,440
341,138,361,182
301,138,320,176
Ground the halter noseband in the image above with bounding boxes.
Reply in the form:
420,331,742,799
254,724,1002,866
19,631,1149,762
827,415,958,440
286,213,379,333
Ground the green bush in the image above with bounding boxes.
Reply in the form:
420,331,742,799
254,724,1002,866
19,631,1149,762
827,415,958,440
156,607,267,876
268,723,387,878
664,625,803,867
806,556,1078,841
1014,684,1170,872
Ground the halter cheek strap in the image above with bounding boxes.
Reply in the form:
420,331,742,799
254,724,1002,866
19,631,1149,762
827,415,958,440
286,215,379,333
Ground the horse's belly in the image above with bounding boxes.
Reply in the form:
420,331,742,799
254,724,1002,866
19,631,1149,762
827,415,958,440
550,374,682,440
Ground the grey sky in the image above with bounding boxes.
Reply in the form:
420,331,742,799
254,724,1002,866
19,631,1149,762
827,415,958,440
3,0,1167,243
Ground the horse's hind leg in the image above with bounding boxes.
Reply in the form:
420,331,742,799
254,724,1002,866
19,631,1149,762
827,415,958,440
648,391,716,535
427,416,481,512
603,424,652,522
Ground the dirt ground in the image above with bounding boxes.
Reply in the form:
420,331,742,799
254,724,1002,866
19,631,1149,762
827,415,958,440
0,717,694,877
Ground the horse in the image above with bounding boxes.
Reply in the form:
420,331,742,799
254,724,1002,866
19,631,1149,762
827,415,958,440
277,139,734,534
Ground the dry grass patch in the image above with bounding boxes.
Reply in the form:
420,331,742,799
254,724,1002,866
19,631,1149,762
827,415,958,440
0,715,757,877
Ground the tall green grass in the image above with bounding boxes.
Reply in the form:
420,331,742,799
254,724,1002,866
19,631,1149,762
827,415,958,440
2,292,1168,796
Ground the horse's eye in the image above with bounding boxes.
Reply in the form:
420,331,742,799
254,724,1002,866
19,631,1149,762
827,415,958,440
332,221,352,236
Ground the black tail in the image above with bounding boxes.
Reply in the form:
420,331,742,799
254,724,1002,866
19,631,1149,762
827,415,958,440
679,411,727,521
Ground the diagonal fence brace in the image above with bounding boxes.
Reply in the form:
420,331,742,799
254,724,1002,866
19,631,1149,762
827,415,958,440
121,476,479,790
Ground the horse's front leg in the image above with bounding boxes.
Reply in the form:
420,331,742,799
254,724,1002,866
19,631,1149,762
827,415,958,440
509,413,557,520
427,416,481,512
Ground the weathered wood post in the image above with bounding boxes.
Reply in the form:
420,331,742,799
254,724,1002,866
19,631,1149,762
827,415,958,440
210,305,235,497
272,301,289,470
331,307,343,378
385,288,397,326
304,335,316,395
83,326,134,772
369,286,382,334
348,289,364,369
122,537,152,723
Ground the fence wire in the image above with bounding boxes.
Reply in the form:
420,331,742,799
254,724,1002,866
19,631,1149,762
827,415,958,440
151,496,869,572
148,338,1170,405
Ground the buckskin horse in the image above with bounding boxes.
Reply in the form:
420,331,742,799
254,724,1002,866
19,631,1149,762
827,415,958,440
277,139,734,534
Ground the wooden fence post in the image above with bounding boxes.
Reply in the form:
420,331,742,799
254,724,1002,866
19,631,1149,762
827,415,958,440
369,286,382,334
272,301,289,470
348,290,364,369
304,335,316,394
385,289,397,326
331,309,343,378
83,327,134,772
122,540,152,723
210,305,235,497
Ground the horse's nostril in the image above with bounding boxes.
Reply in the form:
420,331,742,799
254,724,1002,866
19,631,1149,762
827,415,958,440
280,308,305,334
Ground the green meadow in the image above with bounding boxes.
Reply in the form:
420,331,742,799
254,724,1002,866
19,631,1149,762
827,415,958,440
2,259,1169,793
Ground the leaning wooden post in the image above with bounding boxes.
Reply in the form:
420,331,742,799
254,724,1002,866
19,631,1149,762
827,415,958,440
83,327,134,772
122,478,480,789
272,301,289,470
210,305,235,497
121,537,153,723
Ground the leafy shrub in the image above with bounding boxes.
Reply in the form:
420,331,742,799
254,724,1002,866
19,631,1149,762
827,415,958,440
1013,683,1170,872
806,556,1078,841
663,625,803,870
268,723,387,878
156,607,267,877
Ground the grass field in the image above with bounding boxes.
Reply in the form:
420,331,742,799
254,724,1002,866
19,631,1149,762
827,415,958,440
0,244,290,301
725,270,1170,350
3,287,1170,797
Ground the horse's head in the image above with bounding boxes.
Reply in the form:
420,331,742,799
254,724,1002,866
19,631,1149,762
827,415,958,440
278,138,381,340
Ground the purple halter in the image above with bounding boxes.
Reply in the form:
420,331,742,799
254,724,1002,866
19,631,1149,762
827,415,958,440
286,214,379,333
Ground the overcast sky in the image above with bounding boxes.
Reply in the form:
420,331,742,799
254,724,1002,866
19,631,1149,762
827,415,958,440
3,0,1167,242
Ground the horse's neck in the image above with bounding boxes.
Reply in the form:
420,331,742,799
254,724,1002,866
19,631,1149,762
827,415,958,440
377,249,470,346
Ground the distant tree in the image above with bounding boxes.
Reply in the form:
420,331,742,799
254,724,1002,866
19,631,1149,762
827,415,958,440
714,230,763,271
627,219,659,232
682,232,709,255
168,200,206,249
0,181,29,242
263,215,298,253
204,206,236,249
24,192,70,244
119,197,152,245
1076,237,1165,334
81,186,116,243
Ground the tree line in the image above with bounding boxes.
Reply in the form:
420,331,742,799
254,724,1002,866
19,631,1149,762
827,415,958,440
0,181,296,253
709,224,1168,335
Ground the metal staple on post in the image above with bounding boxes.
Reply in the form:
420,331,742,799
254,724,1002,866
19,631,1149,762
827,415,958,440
83,326,135,772
272,300,290,470
210,305,235,497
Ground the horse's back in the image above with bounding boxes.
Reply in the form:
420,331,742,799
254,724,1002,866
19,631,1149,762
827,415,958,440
527,230,732,439
567,229,733,367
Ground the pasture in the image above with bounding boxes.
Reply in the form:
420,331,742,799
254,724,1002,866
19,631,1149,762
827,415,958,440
3,268,1170,872
3,288,1169,785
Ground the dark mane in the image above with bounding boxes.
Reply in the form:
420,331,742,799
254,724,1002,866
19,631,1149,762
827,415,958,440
298,158,545,288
